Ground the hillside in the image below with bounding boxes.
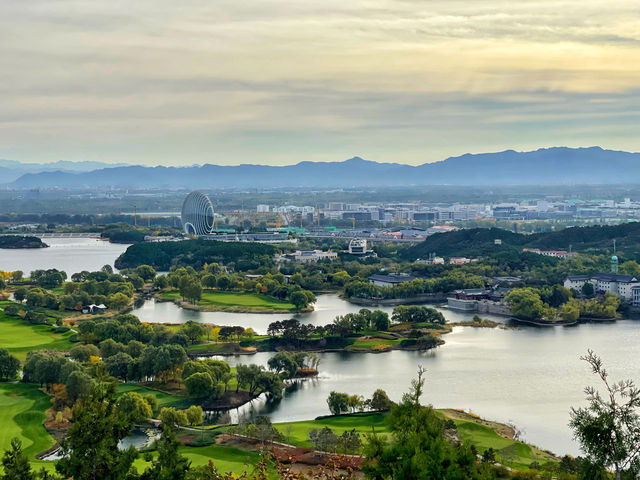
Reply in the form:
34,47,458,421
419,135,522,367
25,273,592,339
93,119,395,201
8,146,640,188
407,222,640,260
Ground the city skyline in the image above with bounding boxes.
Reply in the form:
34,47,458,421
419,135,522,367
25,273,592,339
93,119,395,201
2,0,640,166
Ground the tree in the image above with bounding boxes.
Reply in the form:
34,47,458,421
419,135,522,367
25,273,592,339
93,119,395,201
181,321,205,345
582,282,595,298
570,350,640,480
0,349,20,382
560,298,580,322
362,367,485,480
370,389,393,411
337,429,362,454
116,392,152,423
185,405,203,426
158,407,188,428
65,370,93,402
56,382,138,480
108,292,130,311
1,438,34,480
10,270,23,282
327,391,350,415
504,287,547,320
370,310,390,331
135,265,157,282
184,372,213,398
70,344,101,363
105,352,134,381
308,427,338,452
141,425,190,480
289,290,309,311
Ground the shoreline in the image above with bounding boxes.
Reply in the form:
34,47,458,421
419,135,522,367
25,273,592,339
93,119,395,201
155,294,311,314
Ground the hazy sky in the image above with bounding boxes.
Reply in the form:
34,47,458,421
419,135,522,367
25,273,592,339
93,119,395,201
2,0,640,166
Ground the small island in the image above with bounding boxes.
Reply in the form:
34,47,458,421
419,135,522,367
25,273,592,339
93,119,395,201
0,235,48,249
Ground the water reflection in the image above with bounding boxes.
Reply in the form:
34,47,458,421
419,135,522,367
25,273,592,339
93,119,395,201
130,294,503,334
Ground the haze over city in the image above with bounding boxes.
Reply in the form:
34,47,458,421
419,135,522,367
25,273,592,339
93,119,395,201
2,0,640,166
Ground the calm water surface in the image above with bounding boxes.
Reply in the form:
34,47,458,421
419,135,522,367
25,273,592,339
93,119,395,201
130,294,505,333
0,238,129,275
8,241,640,457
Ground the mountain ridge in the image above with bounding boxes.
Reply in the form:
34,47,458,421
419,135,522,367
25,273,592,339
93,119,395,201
6,146,640,188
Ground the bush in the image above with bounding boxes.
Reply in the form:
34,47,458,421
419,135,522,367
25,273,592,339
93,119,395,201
52,326,70,333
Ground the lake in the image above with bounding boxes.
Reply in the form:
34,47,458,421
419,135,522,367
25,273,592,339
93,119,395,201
0,238,130,275
7,239,640,457
130,294,506,333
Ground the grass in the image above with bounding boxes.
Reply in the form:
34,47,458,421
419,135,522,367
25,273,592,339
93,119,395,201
133,445,263,475
276,412,390,448
116,383,193,409
160,290,297,312
439,410,559,471
275,411,558,472
0,383,55,464
0,304,74,361
345,338,402,352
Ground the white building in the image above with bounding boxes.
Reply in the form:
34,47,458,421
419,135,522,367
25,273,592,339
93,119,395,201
257,204,270,213
279,250,337,263
564,273,640,301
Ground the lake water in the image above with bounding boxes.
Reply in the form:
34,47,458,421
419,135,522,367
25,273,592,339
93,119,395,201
130,294,505,334
8,240,640,457
0,238,130,275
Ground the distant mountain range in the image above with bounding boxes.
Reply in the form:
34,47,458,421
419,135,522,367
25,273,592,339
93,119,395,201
0,159,130,184
4,147,639,189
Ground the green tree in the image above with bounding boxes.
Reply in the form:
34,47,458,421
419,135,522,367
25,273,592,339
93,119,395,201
181,321,205,345
117,392,152,423
0,349,20,382
134,265,157,282
570,350,640,480
370,310,390,331
158,407,188,428
56,382,138,480
289,290,309,311
370,389,393,411
108,292,130,311
185,405,203,426
184,372,213,398
327,391,350,415
1,438,34,480
582,282,595,298
65,370,93,402
505,287,547,320
141,425,190,480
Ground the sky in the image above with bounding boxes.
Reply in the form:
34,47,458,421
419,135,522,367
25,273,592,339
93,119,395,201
2,0,640,166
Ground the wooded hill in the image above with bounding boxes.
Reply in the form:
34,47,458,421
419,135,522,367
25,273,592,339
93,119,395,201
115,239,276,271
407,222,640,260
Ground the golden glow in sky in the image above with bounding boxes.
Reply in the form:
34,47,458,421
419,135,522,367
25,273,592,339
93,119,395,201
2,0,640,165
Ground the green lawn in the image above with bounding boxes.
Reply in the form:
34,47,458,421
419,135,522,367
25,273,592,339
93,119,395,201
0,304,74,361
0,383,55,462
276,412,390,447
276,411,558,472
133,445,262,475
160,290,297,312
451,417,557,470
116,383,192,409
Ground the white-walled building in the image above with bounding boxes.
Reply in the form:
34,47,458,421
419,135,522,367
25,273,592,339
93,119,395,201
564,273,640,301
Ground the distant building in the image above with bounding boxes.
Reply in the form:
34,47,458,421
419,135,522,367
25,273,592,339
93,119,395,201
368,273,418,287
449,257,475,265
347,238,375,257
522,248,577,259
280,250,337,263
257,204,270,213
564,272,639,301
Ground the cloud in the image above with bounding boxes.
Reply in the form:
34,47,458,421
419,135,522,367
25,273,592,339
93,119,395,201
1,0,639,165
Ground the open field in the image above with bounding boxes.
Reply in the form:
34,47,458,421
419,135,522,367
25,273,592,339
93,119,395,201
133,444,262,475
276,411,558,471
159,290,297,312
0,303,74,361
276,412,390,446
116,383,192,409
0,383,55,464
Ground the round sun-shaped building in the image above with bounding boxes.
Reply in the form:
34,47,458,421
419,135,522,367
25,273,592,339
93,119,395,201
181,191,215,235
